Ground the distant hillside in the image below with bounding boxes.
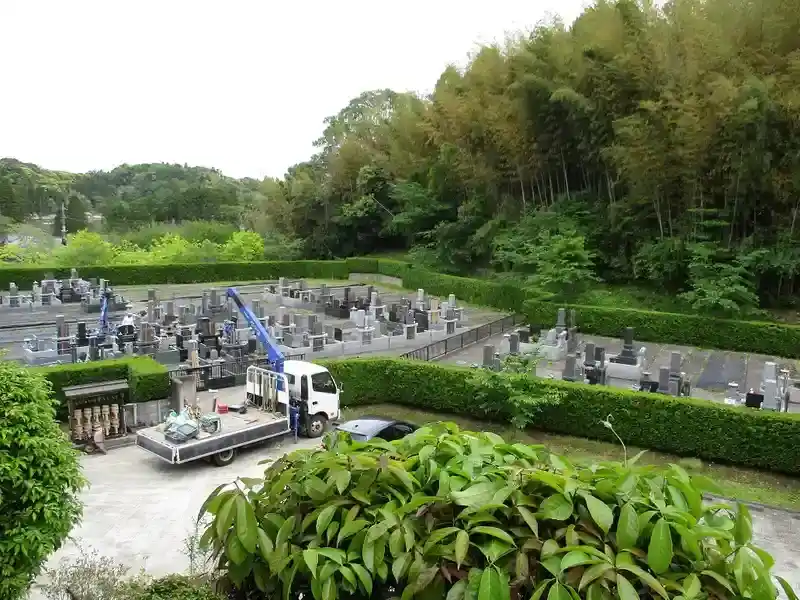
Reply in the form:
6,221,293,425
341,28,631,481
0,158,263,230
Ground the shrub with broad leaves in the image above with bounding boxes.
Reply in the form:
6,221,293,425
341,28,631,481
200,423,794,600
0,360,85,599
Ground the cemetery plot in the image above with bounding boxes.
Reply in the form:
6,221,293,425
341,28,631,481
442,307,800,413
0,274,508,367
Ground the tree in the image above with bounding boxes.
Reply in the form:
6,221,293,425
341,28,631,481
199,423,794,599
65,193,89,233
51,203,64,238
0,360,84,599
0,176,26,223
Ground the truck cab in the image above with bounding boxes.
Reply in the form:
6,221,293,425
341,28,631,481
246,361,340,438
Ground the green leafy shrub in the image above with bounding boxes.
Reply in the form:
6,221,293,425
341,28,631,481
524,299,800,357
199,423,796,600
319,358,800,474
135,574,219,600
0,360,85,599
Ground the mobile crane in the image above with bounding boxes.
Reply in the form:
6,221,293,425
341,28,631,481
135,287,341,467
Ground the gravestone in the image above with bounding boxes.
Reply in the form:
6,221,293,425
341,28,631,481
611,327,638,365
566,328,578,353
556,308,566,334
508,332,520,355
584,342,596,367
657,367,670,394
562,354,578,382
669,351,682,376
9,283,19,307
482,345,495,368
594,346,605,367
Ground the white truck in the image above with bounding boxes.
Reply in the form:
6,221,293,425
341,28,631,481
135,361,341,467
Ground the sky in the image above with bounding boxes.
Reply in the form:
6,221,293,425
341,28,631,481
0,0,586,180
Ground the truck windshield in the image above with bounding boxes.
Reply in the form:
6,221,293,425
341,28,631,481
311,371,337,394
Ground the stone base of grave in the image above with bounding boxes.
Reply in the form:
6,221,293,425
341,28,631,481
605,361,643,381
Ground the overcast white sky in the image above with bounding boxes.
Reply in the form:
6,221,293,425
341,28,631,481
0,0,585,179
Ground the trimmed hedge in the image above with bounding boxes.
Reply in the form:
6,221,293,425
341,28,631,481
35,357,170,417
525,299,800,358
6,257,800,356
0,260,350,288
320,358,800,475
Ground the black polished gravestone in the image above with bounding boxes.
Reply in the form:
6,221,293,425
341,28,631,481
610,327,638,366
414,310,429,333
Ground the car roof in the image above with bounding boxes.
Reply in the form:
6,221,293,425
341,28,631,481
336,417,406,437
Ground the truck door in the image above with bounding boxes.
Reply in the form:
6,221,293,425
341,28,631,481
309,371,340,419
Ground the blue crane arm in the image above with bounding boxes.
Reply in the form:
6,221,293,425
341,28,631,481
226,287,284,373
99,291,109,333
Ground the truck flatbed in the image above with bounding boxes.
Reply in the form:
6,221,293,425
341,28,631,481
136,410,290,464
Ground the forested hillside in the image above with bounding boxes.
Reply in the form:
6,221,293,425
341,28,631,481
3,0,800,315
0,159,259,231
258,0,800,311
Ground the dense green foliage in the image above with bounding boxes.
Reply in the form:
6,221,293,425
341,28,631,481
255,0,800,312
320,358,800,475
0,360,85,599
200,423,795,600
1,229,276,266
0,159,257,230
35,357,170,417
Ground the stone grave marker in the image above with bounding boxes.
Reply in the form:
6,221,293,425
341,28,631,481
508,332,520,355
556,308,566,334
611,327,638,365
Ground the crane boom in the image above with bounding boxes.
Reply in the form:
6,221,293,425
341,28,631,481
226,287,285,373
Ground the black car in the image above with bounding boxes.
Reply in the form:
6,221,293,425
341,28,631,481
335,417,417,442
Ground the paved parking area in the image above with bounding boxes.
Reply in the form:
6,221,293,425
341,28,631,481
28,435,322,599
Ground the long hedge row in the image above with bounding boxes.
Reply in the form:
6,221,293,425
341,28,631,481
321,358,800,475
4,257,800,356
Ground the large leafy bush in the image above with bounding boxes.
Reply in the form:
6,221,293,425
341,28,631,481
199,424,795,600
0,360,85,599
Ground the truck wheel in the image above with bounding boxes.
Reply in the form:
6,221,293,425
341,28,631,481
212,449,236,467
306,415,327,438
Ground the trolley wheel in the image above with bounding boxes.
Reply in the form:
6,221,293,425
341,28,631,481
306,414,327,439
212,449,236,467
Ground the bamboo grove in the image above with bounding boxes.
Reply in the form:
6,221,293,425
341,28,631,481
250,0,800,308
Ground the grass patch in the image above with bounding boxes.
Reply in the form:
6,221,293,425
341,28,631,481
343,403,800,512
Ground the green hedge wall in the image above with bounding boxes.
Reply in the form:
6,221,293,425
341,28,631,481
35,357,170,418
0,260,350,289
6,257,800,356
525,299,800,358
320,358,800,475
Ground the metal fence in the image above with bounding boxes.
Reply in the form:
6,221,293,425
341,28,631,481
399,314,522,362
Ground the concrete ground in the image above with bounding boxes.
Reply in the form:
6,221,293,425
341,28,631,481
29,382,800,597
442,331,800,411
